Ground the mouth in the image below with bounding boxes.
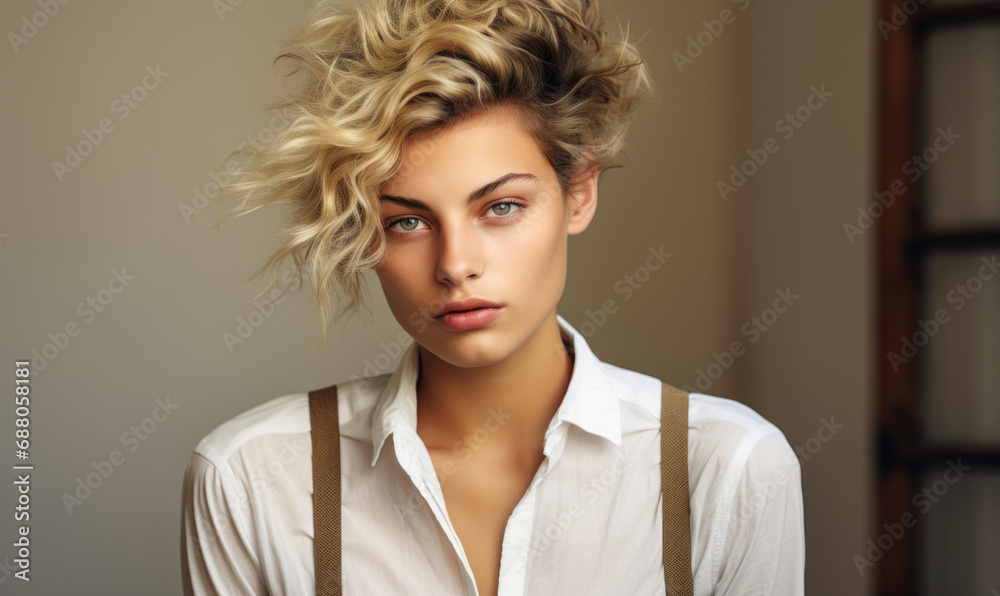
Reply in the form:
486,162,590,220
433,298,503,318
433,301,504,331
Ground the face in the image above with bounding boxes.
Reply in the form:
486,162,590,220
373,107,597,368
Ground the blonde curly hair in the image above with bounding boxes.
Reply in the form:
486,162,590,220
215,0,655,340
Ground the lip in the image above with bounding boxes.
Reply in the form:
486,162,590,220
433,298,503,318
437,307,503,331
432,298,504,331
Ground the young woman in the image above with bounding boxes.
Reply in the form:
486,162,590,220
180,0,805,594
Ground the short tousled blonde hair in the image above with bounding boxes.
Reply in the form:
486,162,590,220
215,0,655,339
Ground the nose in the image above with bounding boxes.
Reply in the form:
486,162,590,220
435,222,484,286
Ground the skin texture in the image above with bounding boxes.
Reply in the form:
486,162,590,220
373,105,599,596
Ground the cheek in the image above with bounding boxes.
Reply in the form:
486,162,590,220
374,261,408,304
376,250,429,310
510,212,567,287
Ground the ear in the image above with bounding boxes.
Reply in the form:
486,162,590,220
565,157,599,236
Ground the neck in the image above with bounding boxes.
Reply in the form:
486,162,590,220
414,313,575,460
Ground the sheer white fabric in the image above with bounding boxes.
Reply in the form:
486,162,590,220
181,315,805,595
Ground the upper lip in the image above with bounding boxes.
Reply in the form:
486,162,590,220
433,298,503,317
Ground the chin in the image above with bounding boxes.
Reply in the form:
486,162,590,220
420,331,517,369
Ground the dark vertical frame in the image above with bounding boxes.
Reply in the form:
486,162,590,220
876,2,921,593
876,2,1000,595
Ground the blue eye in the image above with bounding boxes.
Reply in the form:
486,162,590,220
486,201,524,218
383,200,526,236
385,217,426,233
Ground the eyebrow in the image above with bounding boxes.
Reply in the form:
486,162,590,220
378,172,539,210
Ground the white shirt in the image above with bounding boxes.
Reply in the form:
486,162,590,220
181,314,805,595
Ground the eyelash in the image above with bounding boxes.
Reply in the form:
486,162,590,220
383,199,528,235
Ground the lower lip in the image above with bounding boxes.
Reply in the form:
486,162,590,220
437,307,503,331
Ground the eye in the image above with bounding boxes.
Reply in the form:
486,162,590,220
485,200,525,219
385,216,427,234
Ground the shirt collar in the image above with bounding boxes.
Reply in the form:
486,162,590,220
370,314,623,466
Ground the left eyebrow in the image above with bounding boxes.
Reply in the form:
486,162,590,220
378,172,539,210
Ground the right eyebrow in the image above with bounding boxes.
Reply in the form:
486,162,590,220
378,172,539,210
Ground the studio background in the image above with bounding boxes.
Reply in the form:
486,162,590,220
2,0,876,594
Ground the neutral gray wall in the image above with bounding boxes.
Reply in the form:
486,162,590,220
1,0,875,594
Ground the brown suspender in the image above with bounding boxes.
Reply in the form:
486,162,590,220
660,382,695,596
308,382,693,595
309,383,343,596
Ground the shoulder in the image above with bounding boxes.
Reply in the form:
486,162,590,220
684,393,803,562
190,392,309,467
189,374,394,469
684,394,805,591
596,359,791,444
686,391,799,481
598,358,799,488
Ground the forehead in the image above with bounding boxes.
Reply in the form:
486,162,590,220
382,106,551,195
417,102,531,146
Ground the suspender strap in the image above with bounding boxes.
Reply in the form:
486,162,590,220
662,382,694,595
309,384,342,596
309,382,693,596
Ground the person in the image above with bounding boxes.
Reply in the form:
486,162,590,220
180,0,806,594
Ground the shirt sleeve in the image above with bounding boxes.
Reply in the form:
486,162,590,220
180,452,269,595
715,430,806,595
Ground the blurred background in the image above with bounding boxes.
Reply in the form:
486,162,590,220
1,0,997,594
